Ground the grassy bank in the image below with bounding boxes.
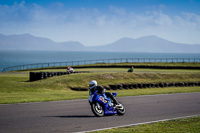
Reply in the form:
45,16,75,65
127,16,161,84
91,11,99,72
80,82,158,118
0,71,200,104
11,62,200,73
76,62,200,67
92,116,200,133
24,68,200,74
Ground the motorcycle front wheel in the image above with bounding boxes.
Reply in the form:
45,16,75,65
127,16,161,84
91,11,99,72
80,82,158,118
91,102,104,117
117,103,125,115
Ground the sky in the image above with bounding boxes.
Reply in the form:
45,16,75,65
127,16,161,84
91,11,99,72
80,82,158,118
0,0,200,46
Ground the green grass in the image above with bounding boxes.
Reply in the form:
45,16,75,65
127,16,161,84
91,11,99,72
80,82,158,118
1,63,200,104
91,116,200,133
0,89,88,104
115,86,200,97
1,71,200,104
16,68,200,74
74,62,200,67
76,68,200,74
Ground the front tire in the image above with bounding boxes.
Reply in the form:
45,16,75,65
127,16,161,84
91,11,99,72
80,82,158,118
117,103,125,115
91,102,104,117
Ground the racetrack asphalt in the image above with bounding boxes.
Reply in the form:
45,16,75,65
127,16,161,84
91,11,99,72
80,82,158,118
0,92,200,133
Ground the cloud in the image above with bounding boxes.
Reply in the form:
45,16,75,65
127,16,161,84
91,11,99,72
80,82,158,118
0,1,200,45
179,12,200,30
109,5,126,15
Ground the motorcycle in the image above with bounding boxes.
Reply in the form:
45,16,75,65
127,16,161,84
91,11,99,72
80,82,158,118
88,90,125,117
67,67,74,74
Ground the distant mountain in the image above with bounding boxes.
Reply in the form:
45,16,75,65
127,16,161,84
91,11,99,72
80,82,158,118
0,33,85,51
87,35,200,53
0,33,200,53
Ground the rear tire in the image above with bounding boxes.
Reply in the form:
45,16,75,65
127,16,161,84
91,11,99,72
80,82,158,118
117,103,125,115
91,102,104,117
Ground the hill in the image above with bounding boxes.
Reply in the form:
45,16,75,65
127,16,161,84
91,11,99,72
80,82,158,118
88,36,200,53
0,33,200,53
0,33,84,51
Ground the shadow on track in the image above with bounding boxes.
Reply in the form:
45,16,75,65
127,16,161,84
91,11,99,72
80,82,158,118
44,115,95,118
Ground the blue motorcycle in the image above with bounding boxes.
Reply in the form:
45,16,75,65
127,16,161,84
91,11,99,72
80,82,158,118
88,90,125,117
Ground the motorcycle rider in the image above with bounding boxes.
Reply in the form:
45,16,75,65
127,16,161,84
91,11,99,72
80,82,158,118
89,80,122,108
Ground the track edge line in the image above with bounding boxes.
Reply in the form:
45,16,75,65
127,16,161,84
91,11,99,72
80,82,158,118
76,114,200,133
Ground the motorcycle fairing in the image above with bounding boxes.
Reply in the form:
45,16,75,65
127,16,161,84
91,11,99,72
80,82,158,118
95,94,117,115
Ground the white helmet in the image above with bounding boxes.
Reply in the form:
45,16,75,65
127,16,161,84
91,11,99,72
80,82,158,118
89,80,97,89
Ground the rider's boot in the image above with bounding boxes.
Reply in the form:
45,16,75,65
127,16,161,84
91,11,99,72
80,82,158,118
113,99,122,109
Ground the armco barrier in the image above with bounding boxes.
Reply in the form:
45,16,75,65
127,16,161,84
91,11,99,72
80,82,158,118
2,57,200,72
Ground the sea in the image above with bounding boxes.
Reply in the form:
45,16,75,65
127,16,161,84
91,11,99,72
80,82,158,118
0,50,200,72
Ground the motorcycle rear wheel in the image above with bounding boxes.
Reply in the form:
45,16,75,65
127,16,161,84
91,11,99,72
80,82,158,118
91,102,104,117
